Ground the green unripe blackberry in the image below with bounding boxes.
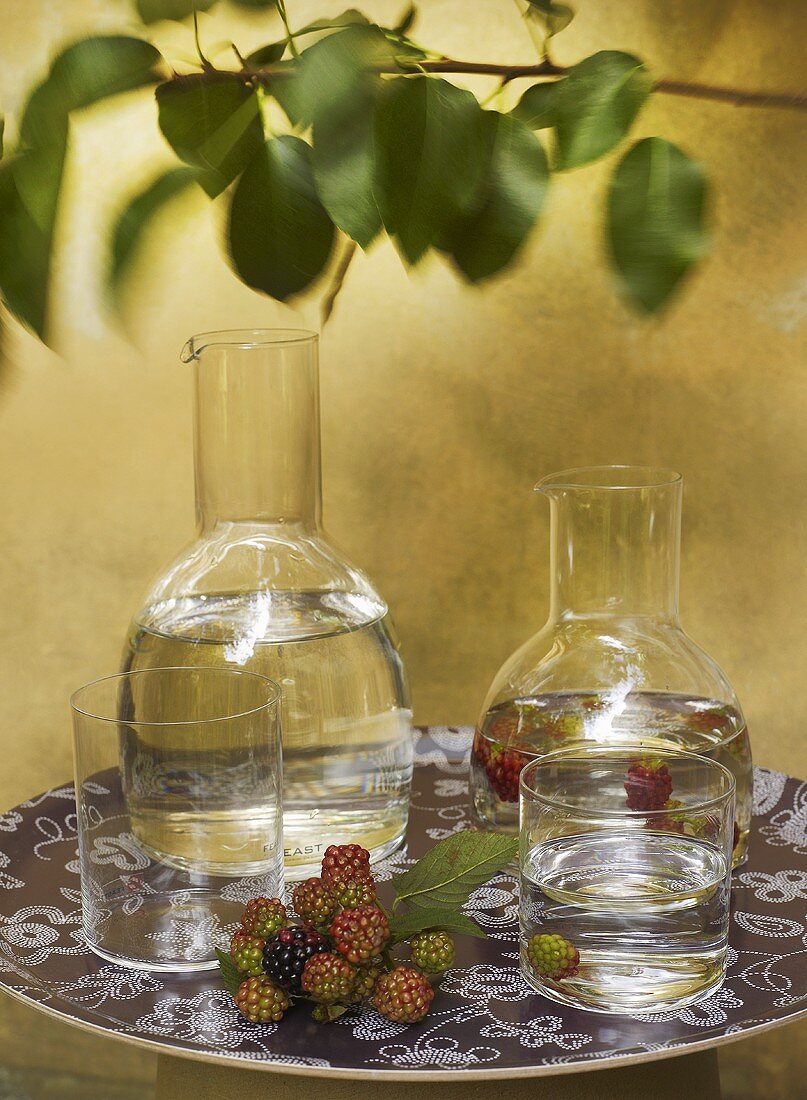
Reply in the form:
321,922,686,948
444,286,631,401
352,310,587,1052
526,933,580,980
410,930,455,973
230,930,265,977
241,897,288,938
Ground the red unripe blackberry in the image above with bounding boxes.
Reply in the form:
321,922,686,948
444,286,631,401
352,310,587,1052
527,933,580,981
241,896,288,938
230,930,265,977
624,760,673,811
321,844,372,888
410,930,455,973
373,965,434,1023
262,927,330,994
292,878,339,928
486,746,529,802
300,952,357,1004
330,905,390,964
235,975,291,1023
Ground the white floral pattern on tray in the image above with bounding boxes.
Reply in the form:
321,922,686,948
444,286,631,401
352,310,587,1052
0,728,805,1079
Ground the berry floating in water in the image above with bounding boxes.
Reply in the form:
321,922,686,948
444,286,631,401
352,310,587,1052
624,760,673,812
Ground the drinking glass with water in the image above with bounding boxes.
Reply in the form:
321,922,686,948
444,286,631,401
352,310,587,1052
519,746,735,1014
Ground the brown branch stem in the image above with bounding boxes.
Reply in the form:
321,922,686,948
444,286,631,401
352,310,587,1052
321,239,358,327
233,57,807,111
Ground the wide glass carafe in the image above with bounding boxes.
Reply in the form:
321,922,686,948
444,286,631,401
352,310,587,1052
470,466,752,865
122,330,413,878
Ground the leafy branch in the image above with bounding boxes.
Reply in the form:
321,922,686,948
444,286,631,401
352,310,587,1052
0,0,802,345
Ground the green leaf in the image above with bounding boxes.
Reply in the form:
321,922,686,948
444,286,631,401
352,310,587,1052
391,830,518,911
511,80,559,130
444,112,549,283
295,10,371,35
19,36,163,148
215,947,243,995
156,75,264,197
375,76,487,264
136,0,218,23
552,51,651,171
228,135,335,300
524,0,575,38
273,23,395,129
295,25,396,247
0,145,65,338
110,167,199,298
388,907,485,946
607,137,709,313
246,41,286,65
230,0,278,7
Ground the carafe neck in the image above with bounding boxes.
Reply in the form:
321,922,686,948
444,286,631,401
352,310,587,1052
538,468,682,621
184,331,322,531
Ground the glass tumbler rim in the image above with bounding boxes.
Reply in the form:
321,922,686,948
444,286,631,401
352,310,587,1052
535,465,683,492
519,744,736,818
70,666,281,727
181,328,318,361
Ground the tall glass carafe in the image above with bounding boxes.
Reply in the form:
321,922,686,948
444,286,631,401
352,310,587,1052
470,466,752,865
123,330,413,878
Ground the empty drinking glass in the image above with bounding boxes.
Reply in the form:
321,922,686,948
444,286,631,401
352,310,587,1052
70,667,282,971
519,746,735,1014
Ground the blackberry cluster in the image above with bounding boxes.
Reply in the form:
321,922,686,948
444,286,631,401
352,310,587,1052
227,843,451,1029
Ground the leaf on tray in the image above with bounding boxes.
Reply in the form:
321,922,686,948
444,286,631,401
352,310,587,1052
391,829,518,911
215,947,243,995
388,906,486,945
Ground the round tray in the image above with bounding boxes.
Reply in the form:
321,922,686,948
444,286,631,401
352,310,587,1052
0,728,806,1081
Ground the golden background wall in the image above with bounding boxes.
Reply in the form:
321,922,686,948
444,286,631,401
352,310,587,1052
0,1,805,1095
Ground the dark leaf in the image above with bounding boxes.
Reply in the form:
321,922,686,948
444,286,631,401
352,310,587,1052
273,23,396,129
607,137,709,312
215,947,243,995
136,0,218,23
156,75,264,196
391,3,416,35
298,25,395,246
312,83,381,248
110,167,199,297
230,0,278,7
444,112,549,283
553,50,652,170
511,80,559,130
375,76,488,264
246,41,286,66
524,0,575,38
20,36,163,148
311,1002,349,1022
391,830,518,910
0,117,4,160
0,145,65,338
228,135,335,300
388,907,485,945
295,10,371,35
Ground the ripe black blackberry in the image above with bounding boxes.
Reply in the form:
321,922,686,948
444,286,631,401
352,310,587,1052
262,927,330,994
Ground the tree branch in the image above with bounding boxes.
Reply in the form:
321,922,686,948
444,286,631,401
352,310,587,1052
235,57,807,111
